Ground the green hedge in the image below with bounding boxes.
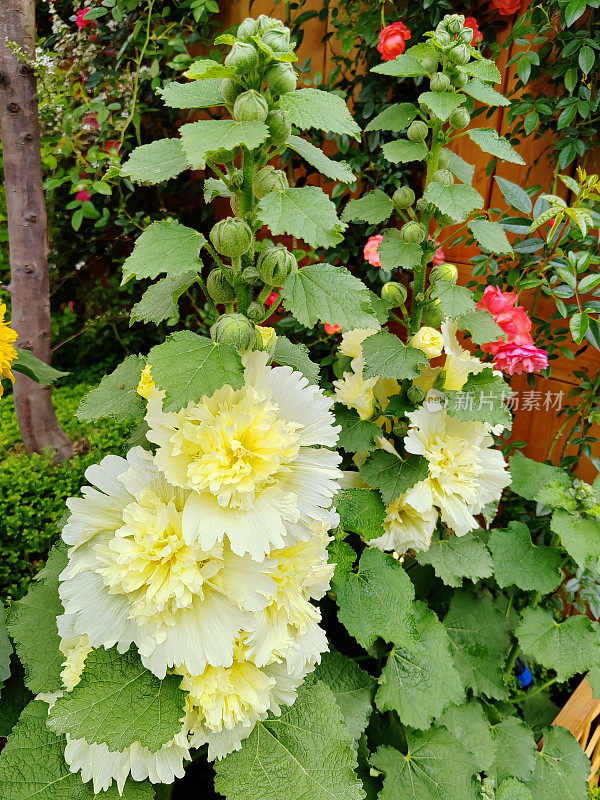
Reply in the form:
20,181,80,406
0,380,131,601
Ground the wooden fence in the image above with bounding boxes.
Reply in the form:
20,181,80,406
219,0,600,480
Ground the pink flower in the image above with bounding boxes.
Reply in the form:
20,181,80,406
463,16,483,45
104,140,122,156
490,0,522,16
265,289,280,308
83,113,100,130
364,234,384,268
429,236,445,266
477,285,518,317
68,301,76,313
492,343,548,375
76,8,96,29
377,21,412,61
324,323,342,335
76,189,91,202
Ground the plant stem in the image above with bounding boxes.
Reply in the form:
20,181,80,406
119,0,154,147
505,642,520,676
508,676,559,704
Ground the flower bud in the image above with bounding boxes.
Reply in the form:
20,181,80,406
450,70,469,88
257,245,298,284
392,185,416,211
448,106,471,129
221,78,243,105
266,62,297,95
407,120,429,143
407,385,426,404
265,110,292,146
261,27,291,54
430,72,451,93
236,17,258,42
411,326,444,358
416,198,429,213
445,14,466,34
457,27,473,45
224,41,259,73
430,262,459,284
420,56,438,74
246,301,264,321
241,263,261,285
255,325,277,355
210,313,256,352
400,221,426,244
431,169,454,186
381,281,408,306
233,90,269,123
435,29,452,46
207,268,236,303
448,44,470,65
392,419,409,438
210,217,253,258
438,148,451,169
421,298,444,328
254,166,288,199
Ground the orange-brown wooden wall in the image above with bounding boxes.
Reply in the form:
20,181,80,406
219,0,599,480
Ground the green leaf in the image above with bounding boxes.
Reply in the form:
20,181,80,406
550,509,600,569
445,368,513,429
120,139,188,184
494,177,533,214
332,547,417,650
272,336,320,384
0,658,33,738
490,717,537,784
516,607,600,681
257,187,346,249
130,271,198,326
440,701,495,772
335,406,380,453
361,331,427,380
371,729,479,800
287,135,356,184
158,78,225,108
468,128,525,165
314,650,375,742
121,220,205,283
376,601,464,729
423,181,485,222
280,262,379,330
11,348,69,385
371,52,431,77
382,139,428,164
457,308,504,344
48,647,186,753
431,281,475,318
336,488,386,541
0,700,155,800
419,91,466,121
459,59,502,83
509,452,570,501
213,676,364,800
468,219,513,255
446,151,475,185
364,103,419,133
377,230,423,271
148,331,244,412
579,45,595,75
7,543,67,695
185,58,236,79
416,532,493,588
279,88,361,140
497,779,533,800
463,79,510,106
444,591,510,699
359,451,429,506
489,522,562,594
204,177,231,202
77,355,146,423
0,605,13,687
525,726,590,800
341,190,394,225
179,119,269,168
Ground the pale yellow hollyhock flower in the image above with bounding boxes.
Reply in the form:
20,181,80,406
333,370,378,420
411,326,444,358
441,320,486,390
0,300,18,396
369,493,438,554
136,364,155,399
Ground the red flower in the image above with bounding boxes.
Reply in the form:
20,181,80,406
463,17,482,45
324,323,342,335
377,21,412,62
265,289,280,308
104,140,122,156
492,343,548,375
490,0,522,16
477,285,518,317
76,8,97,29
363,234,384,268
76,189,91,202
428,236,445,267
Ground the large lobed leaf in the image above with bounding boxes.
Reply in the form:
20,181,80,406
278,88,361,140
77,355,146,423
121,220,205,284
179,119,269,168
315,650,376,743
130,271,198,326
489,521,562,594
257,187,346,249
121,139,188,185
361,331,427,380
336,488,387,541
416,532,493,588
287,135,356,183
272,336,320,384
359,451,429,506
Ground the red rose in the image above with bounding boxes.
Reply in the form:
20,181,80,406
490,0,522,17
377,21,412,62
76,8,97,29
76,189,91,202
463,17,483,45
324,323,342,335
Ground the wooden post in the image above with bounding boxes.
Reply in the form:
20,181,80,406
0,0,72,461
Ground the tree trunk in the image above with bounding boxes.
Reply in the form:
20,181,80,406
0,0,72,461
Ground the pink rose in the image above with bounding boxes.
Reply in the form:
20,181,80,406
76,8,96,28
377,21,412,62
490,0,522,16
493,343,548,375
76,189,91,202
364,234,384,268
477,285,518,317
463,17,483,45
324,323,342,335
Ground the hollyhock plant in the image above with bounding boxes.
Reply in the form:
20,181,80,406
377,21,411,61
363,233,383,267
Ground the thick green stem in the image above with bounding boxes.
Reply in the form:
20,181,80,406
508,676,559,705
234,147,257,317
